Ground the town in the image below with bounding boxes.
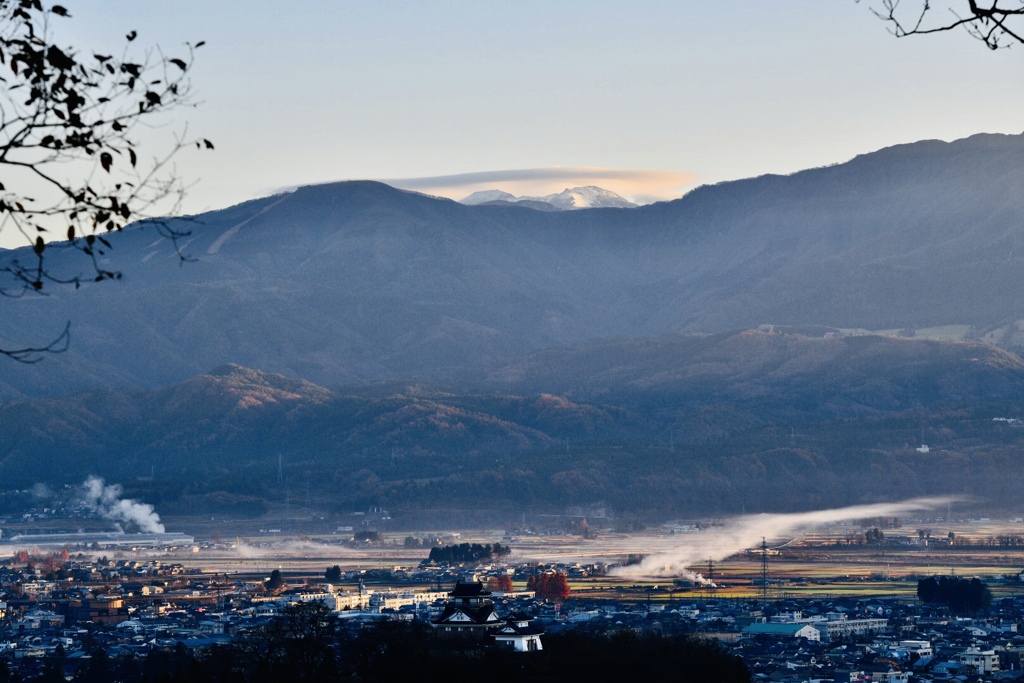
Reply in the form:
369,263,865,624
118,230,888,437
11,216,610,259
0,527,1023,682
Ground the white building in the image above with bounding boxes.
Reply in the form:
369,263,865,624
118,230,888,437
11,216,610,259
493,615,544,652
742,622,822,641
959,647,999,675
897,640,932,658
370,590,447,610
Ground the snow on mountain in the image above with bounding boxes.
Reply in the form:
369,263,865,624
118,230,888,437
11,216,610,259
459,186,637,210
460,189,519,205
531,186,638,210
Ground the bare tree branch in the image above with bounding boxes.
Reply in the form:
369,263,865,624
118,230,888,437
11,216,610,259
0,0,211,360
0,319,68,362
865,0,1024,49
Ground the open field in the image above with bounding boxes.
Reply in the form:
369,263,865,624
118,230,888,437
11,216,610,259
6,513,1024,600
141,521,1024,600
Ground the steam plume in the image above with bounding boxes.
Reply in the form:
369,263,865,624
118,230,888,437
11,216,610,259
612,496,959,579
80,476,165,534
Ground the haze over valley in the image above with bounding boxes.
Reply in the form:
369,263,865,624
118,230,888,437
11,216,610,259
2,132,1024,523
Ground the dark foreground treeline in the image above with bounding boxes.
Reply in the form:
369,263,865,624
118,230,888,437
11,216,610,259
1,606,749,683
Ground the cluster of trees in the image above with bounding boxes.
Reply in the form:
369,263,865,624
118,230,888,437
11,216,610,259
917,575,992,615
402,535,443,548
427,542,510,565
527,572,571,602
864,528,886,544
352,531,382,544
996,535,1024,547
567,518,598,538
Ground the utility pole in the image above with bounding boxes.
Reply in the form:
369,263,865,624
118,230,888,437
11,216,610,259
707,558,716,601
760,537,769,610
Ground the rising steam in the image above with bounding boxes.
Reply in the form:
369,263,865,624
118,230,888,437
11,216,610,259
80,476,165,534
612,496,960,580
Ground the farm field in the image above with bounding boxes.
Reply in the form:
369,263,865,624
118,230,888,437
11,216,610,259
124,519,1024,601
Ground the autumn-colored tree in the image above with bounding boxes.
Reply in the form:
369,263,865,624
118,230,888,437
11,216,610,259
486,574,514,592
41,552,58,575
528,572,570,602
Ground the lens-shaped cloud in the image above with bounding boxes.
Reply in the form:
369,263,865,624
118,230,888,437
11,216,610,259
381,167,697,204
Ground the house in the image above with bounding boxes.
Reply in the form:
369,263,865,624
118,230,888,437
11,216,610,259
16,609,64,631
493,614,544,652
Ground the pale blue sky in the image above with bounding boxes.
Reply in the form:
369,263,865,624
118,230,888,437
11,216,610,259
58,1,1024,213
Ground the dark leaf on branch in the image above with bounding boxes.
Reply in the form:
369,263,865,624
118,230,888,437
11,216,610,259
99,152,112,172
45,45,73,70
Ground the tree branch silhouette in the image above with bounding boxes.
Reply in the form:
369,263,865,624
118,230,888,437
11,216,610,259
867,0,1024,49
0,0,211,360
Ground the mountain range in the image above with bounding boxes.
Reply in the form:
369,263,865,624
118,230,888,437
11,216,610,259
3,132,1024,520
1,132,1023,403
3,331,1024,520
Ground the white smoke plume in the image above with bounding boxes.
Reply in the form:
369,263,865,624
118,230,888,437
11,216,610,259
612,496,960,579
80,476,165,534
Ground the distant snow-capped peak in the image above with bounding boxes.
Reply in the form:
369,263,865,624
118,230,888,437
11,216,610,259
536,186,638,210
460,186,637,210
460,189,519,205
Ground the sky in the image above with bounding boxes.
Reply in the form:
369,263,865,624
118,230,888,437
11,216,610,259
18,1,1024,231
